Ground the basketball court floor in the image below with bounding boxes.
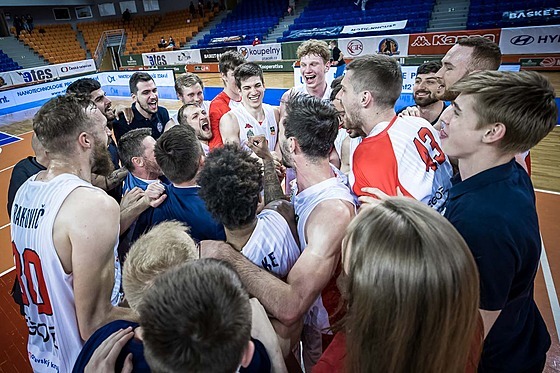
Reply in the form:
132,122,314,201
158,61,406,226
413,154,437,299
0,92,559,371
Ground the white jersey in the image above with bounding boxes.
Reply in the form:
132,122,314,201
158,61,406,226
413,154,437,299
241,209,301,278
292,177,356,332
293,83,332,101
231,103,278,151
10,173,121,373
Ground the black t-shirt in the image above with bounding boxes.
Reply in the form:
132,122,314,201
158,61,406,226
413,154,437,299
332,47,345,65
7,156,46,217
113,103,170,143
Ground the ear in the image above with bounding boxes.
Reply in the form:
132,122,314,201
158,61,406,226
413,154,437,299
239,340,255,368
482,122,506,144
131,92,137,102
288,136,298,154
132,156,144,168
77,132,92,150
361,91,373,108
325,60,331,71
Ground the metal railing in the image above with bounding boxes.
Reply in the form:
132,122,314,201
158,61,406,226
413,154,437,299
93,29,125,68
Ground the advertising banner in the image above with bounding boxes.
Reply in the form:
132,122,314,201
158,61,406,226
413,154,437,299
55,59,96,78
499,25,560,54
520,57,560,70
237,43,283,61
342,20,407,35
120,54,144,67
200,47,237,63
0,90,17,111
141,49,202,66
285,27,343,40
209,35,246,45
408,29,501,55
99,70,175,87
257,60,295,72
0,72,13,87
339,34,410,57
502,7,560,23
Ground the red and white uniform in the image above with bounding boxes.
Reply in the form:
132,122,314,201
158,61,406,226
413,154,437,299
10,174,121,373
231,103,278,151
293,84,332,100
241,209,300,278
351,115,452,212
209,91,242,149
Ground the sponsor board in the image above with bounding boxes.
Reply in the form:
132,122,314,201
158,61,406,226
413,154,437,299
339,34,409,57
0,72,13,87
120,54,143,67
186,63,221,73
408,29,501,55
499,25,560,54
200,47,237,63
342,20,407,35
100,70,175,87
520,57,560,70
141,49,202,66
209,35,246,45
55,59,96,78
0,90,17,110
503,7,560,22
257,60,295,72
285,27,343,40
237,43,282,62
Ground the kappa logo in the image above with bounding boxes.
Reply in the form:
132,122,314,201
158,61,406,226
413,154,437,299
411,35,430,47
239,47,249,58
346,40,363,56
511,35,535,45
245,123,253,129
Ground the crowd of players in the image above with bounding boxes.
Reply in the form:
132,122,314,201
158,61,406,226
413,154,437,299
7,36,558,372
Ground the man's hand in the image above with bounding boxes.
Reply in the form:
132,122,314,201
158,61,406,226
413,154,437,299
106,167,128,190
84,327,134,373
248,135,273,160
271,151,286,181
398,106,421,117
199,240,234,260
358,186,403,210
114,105,134,124
144,182,167,208
120,187,144,212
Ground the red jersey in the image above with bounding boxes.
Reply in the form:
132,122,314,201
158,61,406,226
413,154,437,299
208,90,242,149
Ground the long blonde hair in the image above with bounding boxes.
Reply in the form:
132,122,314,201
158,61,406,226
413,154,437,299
343,198,479,373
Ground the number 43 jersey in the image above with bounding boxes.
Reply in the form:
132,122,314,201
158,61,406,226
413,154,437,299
351,115,452,213
10,174,114,373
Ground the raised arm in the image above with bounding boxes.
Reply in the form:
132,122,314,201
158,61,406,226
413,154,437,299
219,111,241,146
248,135,286,205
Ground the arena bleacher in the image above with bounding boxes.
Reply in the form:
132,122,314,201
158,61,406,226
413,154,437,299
468,0,559,29
0,50,21,72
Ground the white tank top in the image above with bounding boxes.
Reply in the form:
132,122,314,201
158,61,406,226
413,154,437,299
232,103,278,151
10,173,121,373
292,83,332,101
241,209,301,279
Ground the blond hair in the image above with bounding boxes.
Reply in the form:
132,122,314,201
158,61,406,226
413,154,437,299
343,197,480,373
296,39,330,63
452,70,557,154
123,221,197,311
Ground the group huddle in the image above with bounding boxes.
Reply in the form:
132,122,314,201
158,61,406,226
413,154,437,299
8,37,558,373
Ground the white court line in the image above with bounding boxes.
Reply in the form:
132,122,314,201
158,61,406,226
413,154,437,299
0,266,15,278
535,189,560,197
0,164,15,173
0,223,10,230
541,239,560,342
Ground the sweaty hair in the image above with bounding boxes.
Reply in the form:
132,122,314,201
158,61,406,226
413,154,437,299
452,70,557,154
296,39,330,63
33,94,98,155
175,73,204,95
346,55,402,108
129,72,154,95
155,125,201,183
218,50,246,75
284,93,339,159
139,259,252,373
457,37,501,71
117,128,152,171
234,62,265,89
66,78,101,95
343,197,479,373
330,76,344,101
123,221,197,312
198,144,262,229
177,103,201,127
417,60,442,75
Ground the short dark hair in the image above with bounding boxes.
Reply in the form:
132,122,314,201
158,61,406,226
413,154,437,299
129,72,154,95
33,94,97,155
346,55,402,108
155,125,201,183
175,73,204,95
330,76,343,101
139,259,252,373
198,145,262,229
177,103,200,127
218,50,246,75
417,61,442,75
118,128,152,171
457,37,501,71
234,62,264,89
284,93,339,159
66,78,101,95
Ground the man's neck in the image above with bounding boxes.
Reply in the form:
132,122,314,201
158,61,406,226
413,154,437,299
173,179,197,187
458,150,515,181
242,102,265,121
306,81,327,99
224,86,241,102
362,107,396,135
418,101,445,124
39,158,92,183
225,219,258,251
295,157,334,192
132,169,159,181
134,103,153,120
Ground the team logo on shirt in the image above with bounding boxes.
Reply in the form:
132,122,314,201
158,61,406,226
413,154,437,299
157,122,163,133
270,126,276,136
245,123,253,129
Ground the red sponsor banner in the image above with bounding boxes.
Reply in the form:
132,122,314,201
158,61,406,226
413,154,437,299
408,29,501,55
520,56,560,70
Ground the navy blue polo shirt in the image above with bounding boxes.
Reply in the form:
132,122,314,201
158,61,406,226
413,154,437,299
113,103,170,143
133,185,226,243
444,159,550,372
